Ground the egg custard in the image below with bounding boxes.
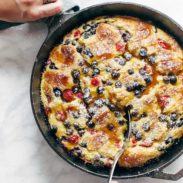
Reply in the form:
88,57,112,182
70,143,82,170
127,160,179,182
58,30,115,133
41,16,183,168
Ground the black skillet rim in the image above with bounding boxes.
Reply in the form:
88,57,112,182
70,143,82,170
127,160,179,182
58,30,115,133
30,2,183,179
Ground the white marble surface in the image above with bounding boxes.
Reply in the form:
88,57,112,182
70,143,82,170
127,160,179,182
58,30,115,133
0,0,183,183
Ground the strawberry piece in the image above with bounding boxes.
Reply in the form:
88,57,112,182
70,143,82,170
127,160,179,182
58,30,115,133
140,140,153,147
91,77,100,86
63,89,74,102
55,111,67,121
132,138,137,146
158,39,171,50
116,42,126,53
76,91,83,99
74,30,81,37
68,135,79,144
158,95,170,108
44,107,51,115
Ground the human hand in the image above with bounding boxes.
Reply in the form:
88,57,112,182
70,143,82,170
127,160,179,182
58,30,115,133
0,0,62,22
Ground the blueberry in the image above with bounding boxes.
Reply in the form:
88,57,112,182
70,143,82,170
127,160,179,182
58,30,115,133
124,52,132,61
119,59,126,66
131,127,138,135
72,40,77,46
66,129,74,136
106,80,113,86
63,121,71,128
142,121,150,131
80,142,87,148
78,59,84,66
144,75,152,84
92,68,100,76
128,69,134,75
139,47,147,57
74,124,80,130
163,76,170,84
115,81,122,88
72,111,80,118
84,31,91,39
91,61,98,69
141,112,147,118
158,145,166,152
177,118,183,127
83,88,90,99
88,107,96,116
94,99,104,108
83,24,91,30
71,147,82,157
111,70,120,79
90,28,96,35
106,66,112,72
119,119,125,125
114,111,121,118
53,87,62,97
83,48,93,57
76,46,83,53
108,103,116,112
133,81,141,90
170,113,177,121
114,56,126,66
49,125,57,135
159,114,167,122
97,86,104,94
82,67,89,74
169,75,177,85
49,62,57,70
126,84,133,92
64,39,70,45
86,121,95,128
72,86,80,94
131,110,138,117
107,123,115,131
139,68,146,75
71,69,80,82
78,129,85,137
167,121,176,128
134,90,141,98
165,136,174,144
135,132,142,141
122,31,131,42
148,55,156,64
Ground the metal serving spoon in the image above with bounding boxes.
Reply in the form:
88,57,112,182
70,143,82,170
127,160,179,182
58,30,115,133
108,110,132,183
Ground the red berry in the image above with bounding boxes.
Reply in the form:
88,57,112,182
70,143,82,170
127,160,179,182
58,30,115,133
63,89,74,102
91,77,100,86
44,107,51,115
68,135,79,144
47,59,51,65
74,30,81,37
158,39,171,50
158,95,170,108
140,140,153,147
55,111,67,121
132,138,137,146
76,91,83,99
116,42,126,53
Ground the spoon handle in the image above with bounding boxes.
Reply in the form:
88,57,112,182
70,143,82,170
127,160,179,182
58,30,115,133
108,110,131,183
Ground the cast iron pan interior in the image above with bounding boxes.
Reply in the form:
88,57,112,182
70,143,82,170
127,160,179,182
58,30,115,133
31,3,183,179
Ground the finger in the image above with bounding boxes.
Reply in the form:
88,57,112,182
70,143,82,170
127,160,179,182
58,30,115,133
29,0,62,20
43,0,57,4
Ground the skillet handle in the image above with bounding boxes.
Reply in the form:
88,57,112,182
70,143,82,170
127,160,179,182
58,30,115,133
147,168,183,181
43,3,80,34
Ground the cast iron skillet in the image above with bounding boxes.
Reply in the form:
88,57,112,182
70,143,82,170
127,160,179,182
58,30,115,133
30,2,183,180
